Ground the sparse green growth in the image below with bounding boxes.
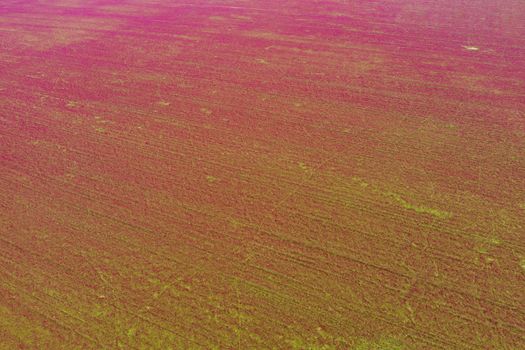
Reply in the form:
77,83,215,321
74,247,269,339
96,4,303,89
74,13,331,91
127,327,137,337
0,305,52,345
351,176,369,187
200,107,212,115
286,337,336,350
476,246,488,254
206,175,218,183
231,15,252,21
489,237,501,245
229,217,243,229
91,304,107,318
354,337,405,350
298,162,310,171
386,192,452,219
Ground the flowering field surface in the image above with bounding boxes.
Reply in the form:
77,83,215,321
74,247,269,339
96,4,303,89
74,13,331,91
1,0,524,349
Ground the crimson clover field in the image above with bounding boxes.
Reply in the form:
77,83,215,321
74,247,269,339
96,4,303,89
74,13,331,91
1,0,524,349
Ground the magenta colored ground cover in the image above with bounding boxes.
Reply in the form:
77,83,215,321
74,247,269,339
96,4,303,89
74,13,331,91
1,0,524,349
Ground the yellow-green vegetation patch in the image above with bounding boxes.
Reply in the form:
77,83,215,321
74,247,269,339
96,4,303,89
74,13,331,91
488,237,502,245
475,245,488,255
206,175,218,183
385,192,452,219
349,176,450,219
228,217,245,229
126,326,138,338
351,176,369,188
284,326,349,349
94,116,111,124
382,301,416,325
91,303,109,318
66,100,79,107
129,326,184,350
0,305,52,345
354,337,405,350
327,12,351,18
209,16,226,21
200,107,212,115
286,337,337,350
231,15,252,21
298,161,313,173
